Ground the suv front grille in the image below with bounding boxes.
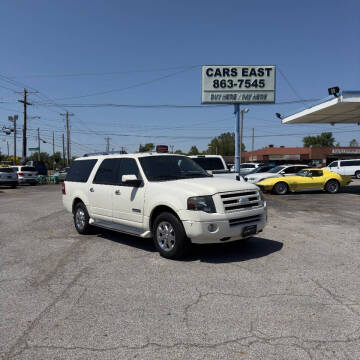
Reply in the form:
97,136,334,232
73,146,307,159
220,190,261,213
229,215,262,227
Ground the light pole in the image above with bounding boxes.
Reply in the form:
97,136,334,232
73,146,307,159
239,108,249,169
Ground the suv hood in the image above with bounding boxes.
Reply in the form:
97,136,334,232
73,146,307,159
148,177,258,196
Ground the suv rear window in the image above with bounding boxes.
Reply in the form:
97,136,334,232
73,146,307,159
191,157,224,170
0,168,14,173
21,167,36,172
66,159,97,182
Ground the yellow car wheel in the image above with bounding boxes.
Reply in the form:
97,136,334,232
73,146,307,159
325,179,339,194
273,181,289,195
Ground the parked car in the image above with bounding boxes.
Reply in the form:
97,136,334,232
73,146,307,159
325,159,360,179
62,153,267,259
11,166,38,185
0,167,18,188
55,167,70,181
189,155,246,182
257,168,352,195
244,164,309,184
243,165,276,181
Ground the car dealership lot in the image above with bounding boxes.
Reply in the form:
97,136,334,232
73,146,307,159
1,182,360,359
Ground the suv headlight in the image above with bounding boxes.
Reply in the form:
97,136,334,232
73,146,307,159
187,196,216,213
259,191,267,207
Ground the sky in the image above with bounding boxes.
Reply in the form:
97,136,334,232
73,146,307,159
0,0,359,157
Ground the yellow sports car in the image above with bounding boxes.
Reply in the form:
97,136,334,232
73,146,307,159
257,168,352,195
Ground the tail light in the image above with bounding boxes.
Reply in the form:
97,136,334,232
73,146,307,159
18,172,24,176
61,183,66,195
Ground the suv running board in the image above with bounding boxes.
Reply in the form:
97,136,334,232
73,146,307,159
89,219,152,238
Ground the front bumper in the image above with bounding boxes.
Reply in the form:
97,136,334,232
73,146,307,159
18,177,38,184
180,207,267,244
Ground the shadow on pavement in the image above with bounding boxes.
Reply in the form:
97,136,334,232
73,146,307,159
187,237,283,263
96,229,156,253
340,184,360,195
97,229,283,263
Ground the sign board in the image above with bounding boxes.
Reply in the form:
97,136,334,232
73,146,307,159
28,147,40,151
269,154,300,161
332,148,360,154
156,145,168,153
202,65,276,104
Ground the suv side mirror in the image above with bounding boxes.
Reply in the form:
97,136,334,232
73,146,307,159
280,171,285,175
206,170,213,176
122,174,142,187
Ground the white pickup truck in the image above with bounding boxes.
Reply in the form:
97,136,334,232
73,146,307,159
189,155,244,181
62,153,267,259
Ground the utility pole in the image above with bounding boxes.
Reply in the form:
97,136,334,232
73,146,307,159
62,133,66,167
52,131,55,170
60,112,74,166
105,137,111,152
37,128,41,161
7,141,9,156
8,115,18,165
251,128,255,161
16,89,37,162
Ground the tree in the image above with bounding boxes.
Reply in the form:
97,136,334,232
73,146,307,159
207,132,245,156
350,139,359,147
188,146,200,155
139,143,155,152
302,132,335,147
174,149,184,155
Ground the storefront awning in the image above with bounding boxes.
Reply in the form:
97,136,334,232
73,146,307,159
282,91,360,124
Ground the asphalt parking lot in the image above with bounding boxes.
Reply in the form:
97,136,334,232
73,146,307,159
1,181,360,359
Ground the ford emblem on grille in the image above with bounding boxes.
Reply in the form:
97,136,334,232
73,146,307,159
239,198,249,203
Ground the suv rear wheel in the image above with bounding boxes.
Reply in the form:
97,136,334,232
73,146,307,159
355,171,360,179
74,202,92,234
153,212,189,259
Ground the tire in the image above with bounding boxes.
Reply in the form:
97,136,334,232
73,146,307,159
325,179,340,194
273,181,288,195
11,185,17,189
355,171,360,179
73,202,92,234
153,212,189,259
30,182,37,186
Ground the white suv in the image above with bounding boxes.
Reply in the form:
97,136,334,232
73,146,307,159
11,166,38,185
325,159,360,179
62,153,267,259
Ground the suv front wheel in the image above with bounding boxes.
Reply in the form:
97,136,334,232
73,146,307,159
74,202,92,234
153,212,189,259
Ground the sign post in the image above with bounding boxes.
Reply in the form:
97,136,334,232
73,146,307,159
202,65,276,178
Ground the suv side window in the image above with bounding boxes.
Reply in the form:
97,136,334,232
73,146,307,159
93,158,120,185
117,158,140,186
67,159,97,182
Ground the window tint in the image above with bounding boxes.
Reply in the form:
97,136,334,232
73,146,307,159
0,168,14,173
66,159,97,182
340,160,360,167
117,158,140,185
309,170,323,177
283,167,295,174
21,167,36,172
191,157,224,170
240,164,255,168
329,161,338,167
93,158,120,185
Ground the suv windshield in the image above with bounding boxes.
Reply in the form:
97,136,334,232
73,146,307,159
21,167,36,172
139,155,209,181
268,166,285,174
247,166,273,174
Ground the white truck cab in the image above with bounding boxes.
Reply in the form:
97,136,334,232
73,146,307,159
62,153,267,259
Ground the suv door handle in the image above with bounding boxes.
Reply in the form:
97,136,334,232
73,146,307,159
89,187,94,192
115,190,121,195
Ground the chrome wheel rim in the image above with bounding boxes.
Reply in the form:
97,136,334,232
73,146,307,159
276,183,287,194
75,208,86,230
156,221,176,252
328,181,338,193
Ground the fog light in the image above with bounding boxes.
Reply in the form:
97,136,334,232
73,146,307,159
208,223,218,233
